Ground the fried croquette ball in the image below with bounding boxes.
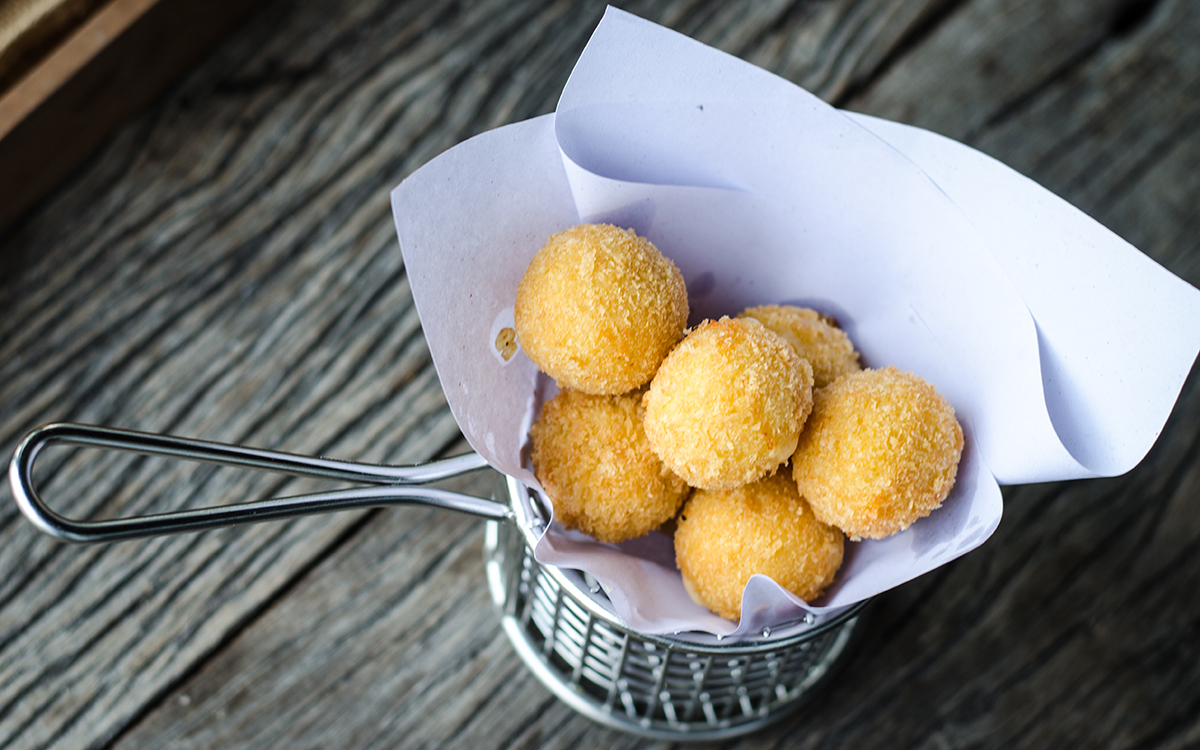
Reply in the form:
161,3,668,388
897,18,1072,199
643,317,813,490
514,224,688,395
674,473,843,621
740,305,861,388
792,367,964,540
530,388,689,543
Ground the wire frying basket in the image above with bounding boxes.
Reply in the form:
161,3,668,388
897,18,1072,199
486,473,864,740
10,423,864,740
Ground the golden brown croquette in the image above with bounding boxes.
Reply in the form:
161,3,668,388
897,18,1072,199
792,367,963,540
643,317,813,490
514,224,688,395
531,388,689,543
740,304,861,388
674,472,844,621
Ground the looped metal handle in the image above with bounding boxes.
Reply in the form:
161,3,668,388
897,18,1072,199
10,423,510,543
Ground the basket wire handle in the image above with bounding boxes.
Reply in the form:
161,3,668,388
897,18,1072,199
10,422,509,543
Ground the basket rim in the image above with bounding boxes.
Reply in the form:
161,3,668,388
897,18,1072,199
501,474,870,652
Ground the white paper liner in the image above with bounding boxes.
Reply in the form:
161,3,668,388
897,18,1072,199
391,8,1200,638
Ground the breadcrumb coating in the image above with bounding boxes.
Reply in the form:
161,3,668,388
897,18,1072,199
643,317,813,490
740,304,861,388
531,388,689,543
792,367,963,540
674,472,844,621
514,224,688,395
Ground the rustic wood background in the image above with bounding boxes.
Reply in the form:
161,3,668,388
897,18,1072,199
1,0,1198,748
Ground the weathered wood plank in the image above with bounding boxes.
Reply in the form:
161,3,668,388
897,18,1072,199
0,0,271,231
849,0,1149,137
1,0,1198,747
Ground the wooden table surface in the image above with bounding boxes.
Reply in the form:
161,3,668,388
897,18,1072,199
2,0,1198,748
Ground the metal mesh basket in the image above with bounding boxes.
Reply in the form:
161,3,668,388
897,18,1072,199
486,474,864,740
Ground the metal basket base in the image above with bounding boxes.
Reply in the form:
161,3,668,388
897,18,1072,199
484,516,862,740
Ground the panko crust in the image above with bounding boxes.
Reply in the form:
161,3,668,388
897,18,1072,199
530,388,689,543
740,304,861,388
643,317,813,490
514,224,688,395
674,473,844,621
792,367,964,540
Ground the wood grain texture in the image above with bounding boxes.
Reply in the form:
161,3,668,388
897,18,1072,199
0,0,1197,748
0,0,268,231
